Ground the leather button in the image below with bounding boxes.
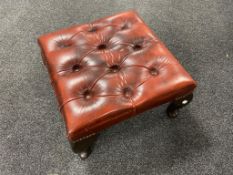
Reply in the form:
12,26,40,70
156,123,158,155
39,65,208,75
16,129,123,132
132,44,142,50
122,87,133,98
58,42,71,48
149,67,158,76
121,23,129,30
83,89,92,100
97,44,107,50
72,64,81,72
88,26,98,32
109,65,120,73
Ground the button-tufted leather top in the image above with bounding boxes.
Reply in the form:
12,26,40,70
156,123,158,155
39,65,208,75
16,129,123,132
38,11,196,141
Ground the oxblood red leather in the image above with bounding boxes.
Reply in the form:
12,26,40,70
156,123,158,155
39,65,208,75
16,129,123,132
38,11,196,142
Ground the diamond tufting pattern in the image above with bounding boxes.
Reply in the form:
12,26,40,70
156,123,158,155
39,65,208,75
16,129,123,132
38,11,196,141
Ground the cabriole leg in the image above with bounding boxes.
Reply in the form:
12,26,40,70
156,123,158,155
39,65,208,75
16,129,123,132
70,134,98,160
167,93,193,118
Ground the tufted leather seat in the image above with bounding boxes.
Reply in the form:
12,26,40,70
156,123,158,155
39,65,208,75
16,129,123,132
38,11,196,142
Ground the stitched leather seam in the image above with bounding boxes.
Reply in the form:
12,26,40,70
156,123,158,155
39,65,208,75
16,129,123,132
59,97,83,111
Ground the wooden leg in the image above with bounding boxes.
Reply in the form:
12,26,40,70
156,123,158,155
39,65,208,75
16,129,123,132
167,93,193,118
70,134,98,160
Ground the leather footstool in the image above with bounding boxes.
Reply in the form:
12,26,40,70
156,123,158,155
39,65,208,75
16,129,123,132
38,11,196,159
